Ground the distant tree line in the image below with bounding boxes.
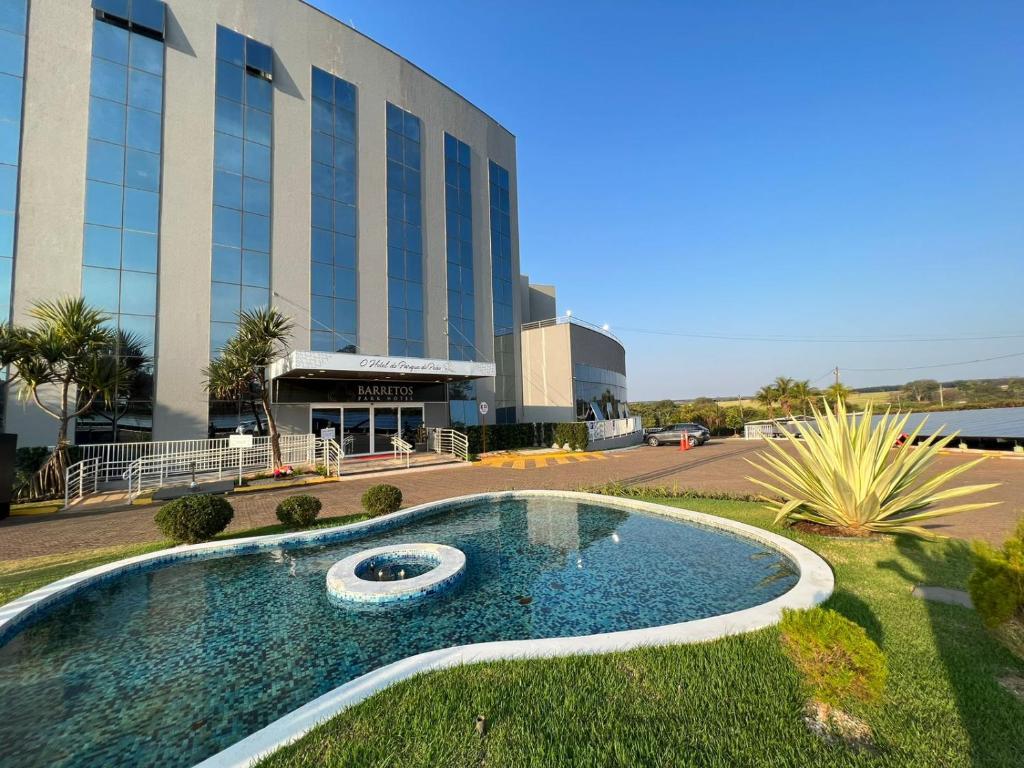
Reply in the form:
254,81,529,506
629,375,1024,434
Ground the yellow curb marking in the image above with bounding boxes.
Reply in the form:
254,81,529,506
475,452,609,470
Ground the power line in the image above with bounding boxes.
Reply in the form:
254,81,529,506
843,350,1024,373
613,326,1024,344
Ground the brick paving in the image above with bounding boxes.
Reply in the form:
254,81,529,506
2,439,1022,560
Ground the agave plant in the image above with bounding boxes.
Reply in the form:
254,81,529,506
746,399,999,538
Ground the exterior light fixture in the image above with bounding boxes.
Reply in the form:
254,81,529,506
565,309,573,317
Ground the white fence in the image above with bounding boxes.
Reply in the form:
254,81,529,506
65,434,342,503
123,434,340,500
428,428,469,461
585,416,643,442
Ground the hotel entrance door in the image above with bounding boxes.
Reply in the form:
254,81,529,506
311,405,424,456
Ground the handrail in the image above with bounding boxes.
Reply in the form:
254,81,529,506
521,315,622,345
391,435,413,468
428,428,469,462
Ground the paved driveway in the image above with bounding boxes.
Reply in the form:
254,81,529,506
2,440,1021,560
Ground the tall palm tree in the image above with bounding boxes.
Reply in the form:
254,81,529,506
824,382,854,408
203,306,294,468
755,385,779,418
790,379,818,416
5,298,136,497
772,376,796,416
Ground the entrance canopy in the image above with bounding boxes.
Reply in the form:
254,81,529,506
268,351,496,383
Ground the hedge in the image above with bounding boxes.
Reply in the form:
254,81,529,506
464,422,583,454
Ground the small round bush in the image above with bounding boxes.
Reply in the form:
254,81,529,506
276,494,322,528
779,608,887,709
362,484,403,517
155,494,234,544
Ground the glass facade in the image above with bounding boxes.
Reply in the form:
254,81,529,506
574,363,628,421
77,1,166,443
210,26,274,355
0,0,27,429
385,103,423,357
489,161,515,424
310,67,358,353
444,133,477,425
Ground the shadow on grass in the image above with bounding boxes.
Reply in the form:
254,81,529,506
826,588,885,648
880,536,1024,768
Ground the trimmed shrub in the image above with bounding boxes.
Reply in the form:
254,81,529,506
276,494,322,528
553,422,590,451
155,494,234,544
779,608,887,709
362,484,403,517
969,518,1024,629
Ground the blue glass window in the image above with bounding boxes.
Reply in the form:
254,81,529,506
386,103,424,358
445,133,478,424
82,8,165,445
0,0,26,345
489,161,516,422
210,27,274,355
309,67,358,353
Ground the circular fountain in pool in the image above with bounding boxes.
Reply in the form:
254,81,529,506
0,491,832,768
327,543,466,603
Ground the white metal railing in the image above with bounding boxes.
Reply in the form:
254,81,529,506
75,438,235,483
124,434,323,500
585,416,643,442
65,456,101,505
428,428,469,461
318,438,344,477
521,315,623,345
391,435,413,468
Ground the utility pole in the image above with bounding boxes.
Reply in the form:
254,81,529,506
834,366,840,387
939,382,945,407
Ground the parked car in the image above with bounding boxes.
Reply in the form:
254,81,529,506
645,423,710,447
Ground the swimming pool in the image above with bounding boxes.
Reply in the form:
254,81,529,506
0,492,832,768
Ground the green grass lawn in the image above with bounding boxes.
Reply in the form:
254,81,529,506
258,497,1024,768
2,498,1022,767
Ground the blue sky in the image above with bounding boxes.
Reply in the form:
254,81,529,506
313,0,1024,400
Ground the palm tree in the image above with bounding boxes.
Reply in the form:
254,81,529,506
789,379,818,416
755,385,779,418
772,376,796,416
824,382,854,408
5,298,137,498
203,306,294,468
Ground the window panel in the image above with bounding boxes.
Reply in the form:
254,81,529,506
0,1,27,36
211,281,240,322
243,177,270,215
86,180,123,228
119,270,157,315
216,60,243,102
216,26,244,66
241,250,269,287
212,245,241,283
241,285,267,312
212,206,242,247
82,266,120,313
0,163,15,212
122,230,157,272
214,170,243,210
92,19,129,65
245,76,272,113
123,188,159,232
125,148,160,191
214,133,243,174
244,106,271,146
89,97,126,144
128,69,162,113
90,57,126,102
126,106,161,153
243,141,270,181
83,224,122,268
311,261,332,293
215,97,243,137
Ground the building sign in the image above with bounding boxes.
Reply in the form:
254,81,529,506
228,434,254,448
320,427,336,440
276,379,447,404
357,357,459,375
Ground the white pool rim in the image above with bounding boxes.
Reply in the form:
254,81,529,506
0,490,834,768
326,543,466,603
